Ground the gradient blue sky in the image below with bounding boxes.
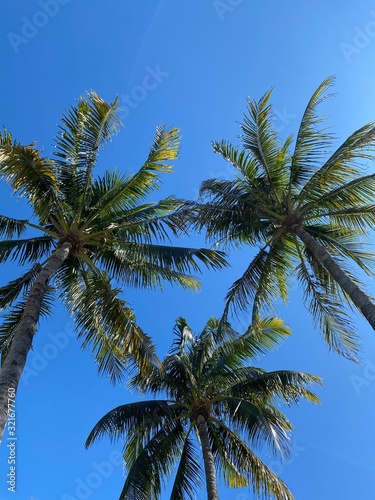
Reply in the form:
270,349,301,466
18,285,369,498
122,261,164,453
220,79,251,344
1,1,375,499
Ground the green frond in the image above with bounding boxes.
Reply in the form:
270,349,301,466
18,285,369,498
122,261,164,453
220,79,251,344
0,237,54,265
290,76,335,188
210,422,294,500
299,122,375,206
97,247,202,292
223,238,294,323
294,242,360,360
61,264,157,382
219,399,292,460
85,400,173,447
0,287,55,366
240,89,289,196
301,173,375,216
305,223,375,278
110,125,180,210
0,264,42,309
206,317,290,385
120,419,186,500
0,128,58,220
207,420,249,489
53,91,121,213
95,242,226,292
0,215,29,238
327,207,375,234
212,139,262,181
230,370,321,407
170,431,203,500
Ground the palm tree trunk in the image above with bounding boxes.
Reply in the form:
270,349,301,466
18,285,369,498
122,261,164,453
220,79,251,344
0,241,71,441
292,223,375,329
196,414,219,500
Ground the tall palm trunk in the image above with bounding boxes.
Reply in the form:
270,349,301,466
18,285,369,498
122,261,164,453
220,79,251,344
292,223,375,329
196,414,219,500
0,241,71,441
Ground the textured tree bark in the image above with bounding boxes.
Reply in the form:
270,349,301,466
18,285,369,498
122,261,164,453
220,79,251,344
196,414,219,500
0,241,71,442
292,224,375,330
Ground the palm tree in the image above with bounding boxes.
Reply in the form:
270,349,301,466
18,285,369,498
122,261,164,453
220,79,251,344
187,77,375,360
0,92,227,440
86,316,321,500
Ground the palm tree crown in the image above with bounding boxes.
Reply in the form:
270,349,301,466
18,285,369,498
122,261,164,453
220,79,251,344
188,77,375,360
86,316,321,500
0,92,227,439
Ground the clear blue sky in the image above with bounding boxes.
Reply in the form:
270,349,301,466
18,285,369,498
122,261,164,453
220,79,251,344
1,1,375,499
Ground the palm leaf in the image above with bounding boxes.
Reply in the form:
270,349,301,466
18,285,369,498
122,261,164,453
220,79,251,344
0,215,29,238
299,122,375,206
169,429,203,500
0,128,58,220
0,287,55,365
223,237,294,322
240,89,288,197
62,263,157,381
0,237,54,265
54,92,121,215
294,238,360,360
0,264,42,309
120,419,186,500
290,76,335,188
211,422,294,500
85,400,173,447
109,126,180,211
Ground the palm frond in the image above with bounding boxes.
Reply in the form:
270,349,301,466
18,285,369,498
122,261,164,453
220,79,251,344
54,92,121,213
0,237,54,265
0,264,42,309
299,122,375,205
305,223,375,278
295,239,360,360
240,89,288,196
230,370,321,406
218,399,292,460
213,317,291,375
301,173,375,216
97,247,202,291
0,128,58,220
85,400,173,447
170,430,203,500
0,215,29,238
112,197,189,241
110,126,180,211
97,242,227,290
290,76,335,188
62,263,157,381
211,422,294,500
223,237,294,323
120,419,186,500
0,287,55,366
212,139,262,181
